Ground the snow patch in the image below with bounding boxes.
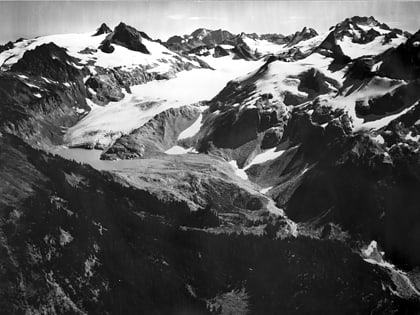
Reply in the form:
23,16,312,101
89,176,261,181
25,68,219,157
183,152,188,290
178,114,203,140
165,146,197,155
244,147,285,170
58,227,73,246
228,160,249,180
260,186,273,194
339,35,406,59
371,134,385,144
406,132,420,142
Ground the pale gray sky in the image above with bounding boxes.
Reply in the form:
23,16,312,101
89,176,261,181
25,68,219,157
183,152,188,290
1,0,420,44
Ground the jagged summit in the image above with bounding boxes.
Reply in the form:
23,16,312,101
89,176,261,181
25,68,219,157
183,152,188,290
191,28,235,45
93,22,112,36
190,28,212,39
100,22,151,54
328,15,405,44
316,30,351,63
286,26,318,46
333,16,389,30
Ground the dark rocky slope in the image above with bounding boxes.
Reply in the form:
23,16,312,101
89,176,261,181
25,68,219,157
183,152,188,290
100,22,151,54
259,100,420,273
0,43,89,148
93,23,112,36
102,105,201,160
378,29,420,80
1,133,418,314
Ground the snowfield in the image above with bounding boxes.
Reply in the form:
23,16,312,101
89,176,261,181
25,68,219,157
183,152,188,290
178,113,203,140
64,55,262,148
0,32,188,70
338,34,406,59
244,147,286,170
232,52,346,108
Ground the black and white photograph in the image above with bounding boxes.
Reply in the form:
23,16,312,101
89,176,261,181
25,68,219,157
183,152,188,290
1,0,420,313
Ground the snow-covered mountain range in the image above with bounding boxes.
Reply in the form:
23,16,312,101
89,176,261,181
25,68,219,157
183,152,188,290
1,16,420,314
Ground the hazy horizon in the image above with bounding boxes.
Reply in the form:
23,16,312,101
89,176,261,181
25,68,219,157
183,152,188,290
1,0,420,44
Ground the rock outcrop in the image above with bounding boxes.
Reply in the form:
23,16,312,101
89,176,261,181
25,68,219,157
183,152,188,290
1,43,89,148
378,29,420,80
93,22,112,36
101,106,202,160
100,22,151,54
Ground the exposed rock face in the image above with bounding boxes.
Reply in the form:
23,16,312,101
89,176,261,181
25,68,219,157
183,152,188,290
1,44,89,148
85,73,125,103
316,31,351,63
378,29,420,80
167,28,233,52
0,40,14,53
100,22,151,54
93,23,112,36
193,28,235,46
213,45,230,58
296,68,340,97
247,92,420,273
101,106,202,160
284,129,420,269
332,16,390,43
261,126,284,149
356,82,420,119
286,27,318,47
258,33,287,44
231,44,256,61
165,28,259,60
11,43,84,83
166,35,184,46
166,26,319,58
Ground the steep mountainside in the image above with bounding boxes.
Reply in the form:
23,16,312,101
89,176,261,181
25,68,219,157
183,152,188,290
1,133,419,314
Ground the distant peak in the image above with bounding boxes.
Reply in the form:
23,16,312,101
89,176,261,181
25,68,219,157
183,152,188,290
113,22,152,41
93,23,112,36
191,28,212,37
334,15,390,31
99,22,151,54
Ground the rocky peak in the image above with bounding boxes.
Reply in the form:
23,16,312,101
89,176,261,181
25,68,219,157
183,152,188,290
190,28,212,39
93,22,112,36
286,26,318,46
330,16,391,44
333,16,386,31
0,40,14,53
165,28,236,54
259,33,287,45
10,42,83,82
189,28,235,45
166,35,184,46
99,22,151,54
316,31,351,64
